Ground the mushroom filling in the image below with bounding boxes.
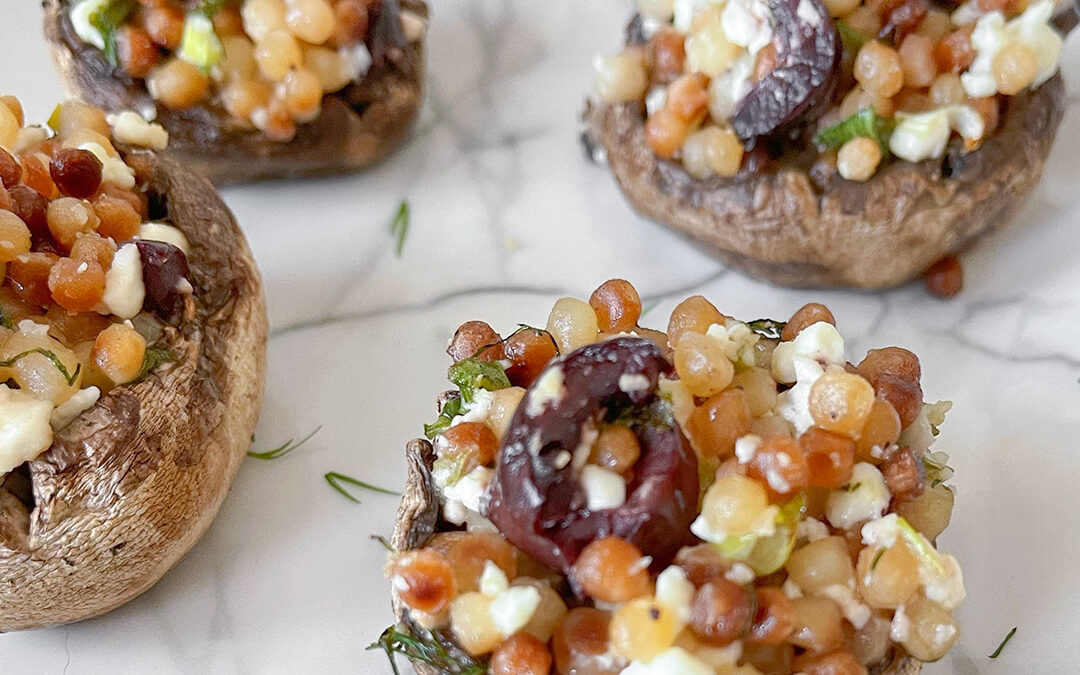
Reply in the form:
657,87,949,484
387,280,965,675
66,0,428,142
0,98,193,482
595,0,1066,182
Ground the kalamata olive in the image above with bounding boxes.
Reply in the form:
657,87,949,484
135,239,190,318
483,337,699,581
366,0,407,67
733,0,841,141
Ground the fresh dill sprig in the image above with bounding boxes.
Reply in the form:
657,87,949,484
246,426,322,460
325,472,399,503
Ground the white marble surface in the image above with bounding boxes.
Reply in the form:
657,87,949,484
2,1,1080,673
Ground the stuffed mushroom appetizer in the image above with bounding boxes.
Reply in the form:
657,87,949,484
383,280,963,675
583,0,1073,291
0,98,266,630
45,0,428,184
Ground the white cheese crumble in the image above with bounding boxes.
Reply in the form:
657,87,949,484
453,388,495,425
581,465,627,511
441,466,492,526
108,112,169,151
0,385,55,475
618,373,652,394
78,142,136,189
706,321,759,367
821,583,872,629
102,243,146,319
725,562,756,585
722,0,774,55
137,222,191,256
783,578,804,599
961,1,1062,98
478,561,542,638
14,126,50,154
890,604,911,642
734,434,762,464
797,0,823,26
825,463,891,530
889,105,985,162
655,566,695,625
340,43,373,82
50,386,100,430
922,553,966,610
620,647,715,675
526,365,565,417
860,513,902,547
645,86,668,116
706,52,756,120
70,0,109,50
796,516,830,542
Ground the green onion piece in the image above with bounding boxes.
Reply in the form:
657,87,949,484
989,626,1017,658
814,108,894,151
325,472,399,503
713,533,758,560
89,0,138,67
247,425,322,460
47,105,63,132
178,13,224,72
0,348,81,386
390,200,409,257
896,515,948,577
447,358,510,403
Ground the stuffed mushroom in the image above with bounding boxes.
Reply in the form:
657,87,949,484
0,98,266,630
583,0,1073,290
44,0,428,184
381,280,964,675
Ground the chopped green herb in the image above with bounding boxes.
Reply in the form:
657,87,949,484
135,346,176,382
325,472,399,503
371,534,395,552
640,300,659,318
448,358,510,403
847,482,863,492
193,0,236,15
390,200,409,257
989,626,1017,658
746,319,786,339
0,348,81,386
815,108,895,152
247,426,322,460
871,547,886,570
89,0,139,67
368,625,486,675
424,396,463,439
0,305,13,330
837,21,869,52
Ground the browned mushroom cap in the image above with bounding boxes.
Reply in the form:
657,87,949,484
42,0,427,185
582,75,1064,289
390,438,922,675
0,150,267,630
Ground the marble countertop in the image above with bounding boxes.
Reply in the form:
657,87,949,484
2,1,1079,673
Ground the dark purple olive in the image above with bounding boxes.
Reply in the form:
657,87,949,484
733,0,841,142
366,0,407,67
483,337,699,581
135,239,190,318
